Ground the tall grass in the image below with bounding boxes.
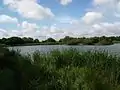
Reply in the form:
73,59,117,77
1,48,120,90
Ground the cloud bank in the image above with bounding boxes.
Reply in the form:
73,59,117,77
1,0,120,40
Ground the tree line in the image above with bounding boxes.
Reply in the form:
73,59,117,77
1,36,120,46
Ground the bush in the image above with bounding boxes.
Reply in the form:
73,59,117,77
97,39,113,45
82,39,94,45
67,39,80,45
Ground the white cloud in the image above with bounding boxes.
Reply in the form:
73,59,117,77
59,0,72,5
63,21,120,37
115,13,120,18
0,29,8,38
115,1,120,17
2,0,120,39
1,21,69,40
20,23,75,39
87,22,120,36
22,21,39,30
55,16,79,24
93,0,110,5
92,0,118,17
81,12,103,24
2,20,120,39
36,25,69,40
3,0,54,20
20,21,40,37
7,21,40,38
0,15,18,23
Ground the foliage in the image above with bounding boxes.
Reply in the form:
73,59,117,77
59,36,73,43
1,47,120,90
34,39,39,43
4,37,25,46
82,39,95,45
22,37,34,43
67,39,81,45
42,38,56,43
59,36,114,45
97,39,113,45
0,37,40,46
1,36,120,46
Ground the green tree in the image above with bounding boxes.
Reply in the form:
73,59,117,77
22,37,34,43
45,38,56,42
34,39,39,43
59,36,73,43
1,38,7,44
97,39,113,45
83,39,94,45
5,37,24,46
67,39,80,45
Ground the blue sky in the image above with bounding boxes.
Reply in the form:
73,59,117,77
0,0,120,39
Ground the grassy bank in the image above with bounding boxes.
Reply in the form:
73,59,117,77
1,47,120,90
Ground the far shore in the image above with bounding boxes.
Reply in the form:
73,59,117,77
1,36,120,46
6,43,116,47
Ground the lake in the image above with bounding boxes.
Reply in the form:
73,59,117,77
8,44,120,55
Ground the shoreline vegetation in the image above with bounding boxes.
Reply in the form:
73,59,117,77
1,36,120,46
1,47,120,90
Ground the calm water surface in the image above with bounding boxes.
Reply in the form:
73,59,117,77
8,44,120,55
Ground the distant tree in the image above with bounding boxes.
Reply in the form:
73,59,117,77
0,36,118,46
45,38,56,42
22,37,28,43
99,36,106,41
27,37,34,43
97,39,113,45
67,39,80,45
22,37,34,43
34,39,39,43
59,36,73,43
5,37,24,46
83,39,94,45
1,38,7,44
0,39,2,43
90,37,99,44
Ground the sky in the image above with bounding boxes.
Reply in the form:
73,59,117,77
0,0,120,40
